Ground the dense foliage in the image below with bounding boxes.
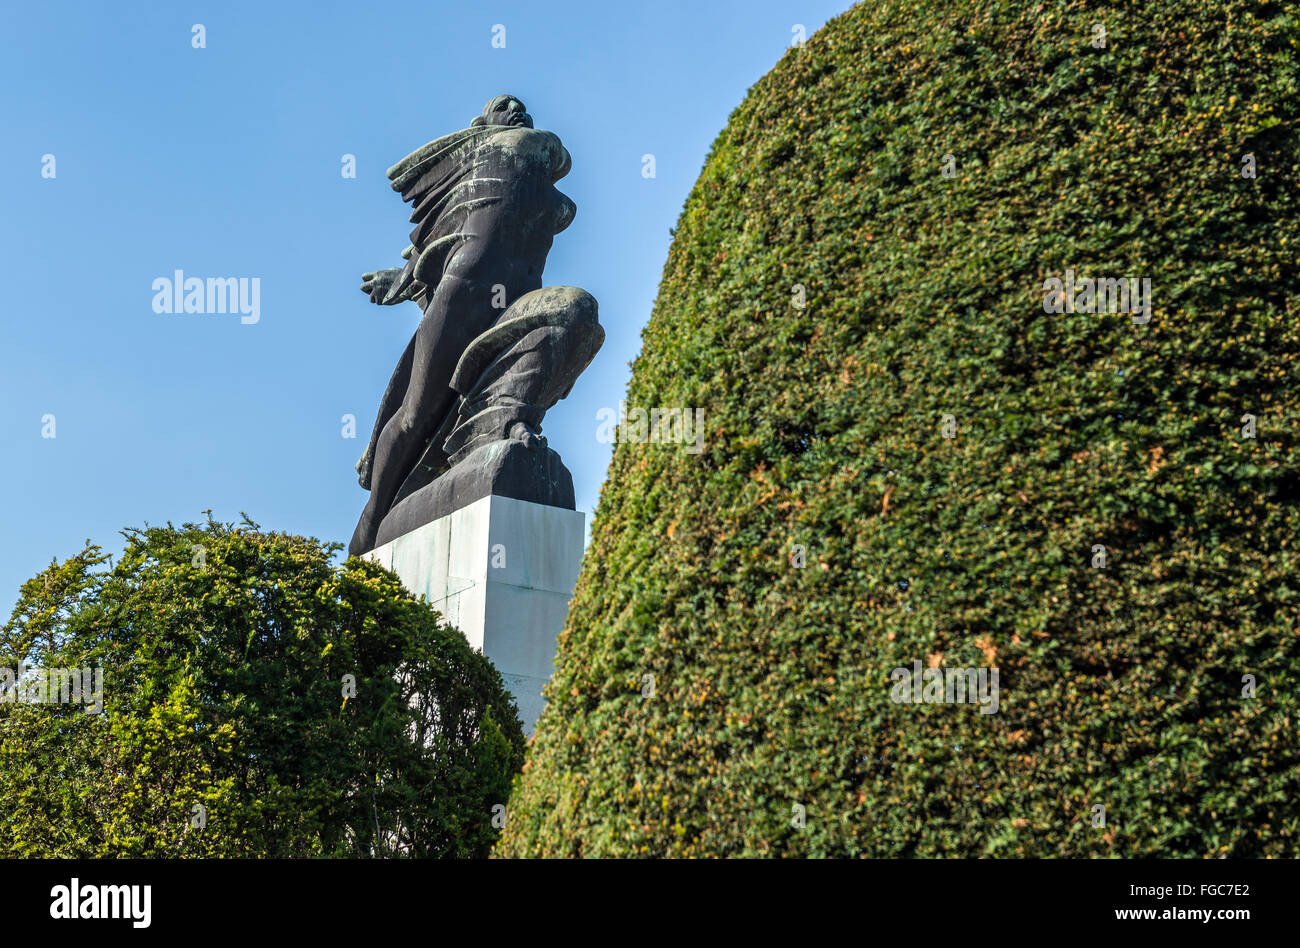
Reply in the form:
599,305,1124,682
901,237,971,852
0,518,524,857
499,0,1300,856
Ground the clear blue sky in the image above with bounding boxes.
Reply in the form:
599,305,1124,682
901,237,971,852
0,0,849,616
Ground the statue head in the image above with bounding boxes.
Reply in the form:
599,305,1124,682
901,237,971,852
471,94,534,129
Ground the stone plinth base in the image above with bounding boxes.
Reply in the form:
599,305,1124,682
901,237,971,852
365,494,585,735
376,440,575,548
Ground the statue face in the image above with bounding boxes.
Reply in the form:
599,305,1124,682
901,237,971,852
481,95,533,128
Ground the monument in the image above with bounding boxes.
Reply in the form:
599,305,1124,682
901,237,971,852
351,95,602,732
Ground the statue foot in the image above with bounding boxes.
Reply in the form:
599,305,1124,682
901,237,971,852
349,509,379,558
509,421,546,451
356,444,374,490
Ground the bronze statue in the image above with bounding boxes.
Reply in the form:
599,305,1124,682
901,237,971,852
350,95,603,556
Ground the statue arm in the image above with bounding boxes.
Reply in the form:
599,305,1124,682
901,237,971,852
361,247,426,306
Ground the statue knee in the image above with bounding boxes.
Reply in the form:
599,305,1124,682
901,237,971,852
395,407,422,438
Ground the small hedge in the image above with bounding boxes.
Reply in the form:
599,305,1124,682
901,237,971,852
499,0,1300,856
0,519,525,857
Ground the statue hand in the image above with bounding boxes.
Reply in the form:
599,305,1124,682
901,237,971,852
360,268,403,304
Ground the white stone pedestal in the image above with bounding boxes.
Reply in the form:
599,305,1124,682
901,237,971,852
364,494,585,735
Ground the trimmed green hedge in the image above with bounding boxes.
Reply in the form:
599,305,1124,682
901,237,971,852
499,0,1300,856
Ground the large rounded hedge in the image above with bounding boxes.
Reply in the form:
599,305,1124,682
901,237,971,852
499,0,1300,857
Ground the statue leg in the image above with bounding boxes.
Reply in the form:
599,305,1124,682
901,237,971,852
357,331,415,489
349,275,498,556
442,287,604,466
